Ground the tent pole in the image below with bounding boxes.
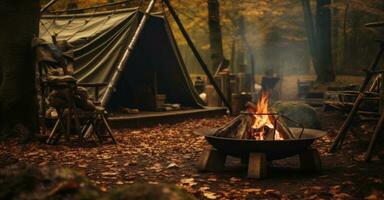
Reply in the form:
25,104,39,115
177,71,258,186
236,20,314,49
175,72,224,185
83,0,156,139
163,0,232,113
100,0,156,106
41,0,60,14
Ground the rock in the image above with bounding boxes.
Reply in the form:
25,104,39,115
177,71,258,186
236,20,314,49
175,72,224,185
0,164,100,200
271,101,321,129
102,183,196,200
0,169,196,200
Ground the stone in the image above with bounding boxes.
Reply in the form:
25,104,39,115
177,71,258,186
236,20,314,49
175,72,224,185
271,101,321,129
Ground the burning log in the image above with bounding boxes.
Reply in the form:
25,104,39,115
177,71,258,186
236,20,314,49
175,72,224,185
214,86,295,140
213,113,295,140
213,115,253,139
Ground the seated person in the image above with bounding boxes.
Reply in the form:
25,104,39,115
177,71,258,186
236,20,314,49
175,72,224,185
33,37,95,118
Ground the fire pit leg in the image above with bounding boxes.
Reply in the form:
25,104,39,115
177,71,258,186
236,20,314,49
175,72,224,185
197,147,226,172
247,152,267,179
299,148,321,172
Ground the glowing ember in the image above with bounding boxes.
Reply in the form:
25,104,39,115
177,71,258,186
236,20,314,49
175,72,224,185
251,90,284,140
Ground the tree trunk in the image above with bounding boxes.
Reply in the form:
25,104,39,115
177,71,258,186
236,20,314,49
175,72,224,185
301,0,321,79
208,0,224,72
331,0,341,73
342,0,350,72
316,0,335,82
0,0,40,137
236,15,246,73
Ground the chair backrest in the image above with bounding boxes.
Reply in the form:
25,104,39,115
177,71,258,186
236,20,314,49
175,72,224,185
32,37,74,80
32,37,77,115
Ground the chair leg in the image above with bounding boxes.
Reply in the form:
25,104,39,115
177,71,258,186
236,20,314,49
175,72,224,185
92,129,102,146
72,106,81,134
47,118,60,144
65,110,71,143
90,117,103,145
53,118,66,145
101,114,116,144
80,120,92,138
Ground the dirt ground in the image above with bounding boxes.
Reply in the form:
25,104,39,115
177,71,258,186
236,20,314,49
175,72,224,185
1,110,384,200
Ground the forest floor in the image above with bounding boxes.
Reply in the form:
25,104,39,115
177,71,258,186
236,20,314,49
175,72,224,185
1,110,384,199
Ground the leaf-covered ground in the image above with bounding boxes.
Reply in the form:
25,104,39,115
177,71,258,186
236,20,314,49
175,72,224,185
1,111,384,199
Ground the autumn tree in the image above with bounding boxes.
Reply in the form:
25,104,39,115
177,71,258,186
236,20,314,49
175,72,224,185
208,0,224,72
0,0,40,139
316,0,334,82
331,0,384,73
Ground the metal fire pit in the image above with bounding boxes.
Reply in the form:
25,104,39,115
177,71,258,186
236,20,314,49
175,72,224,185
194,127,326,160
195,127,327,179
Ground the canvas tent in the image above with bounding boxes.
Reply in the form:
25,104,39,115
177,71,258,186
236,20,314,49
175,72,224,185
39,7,205,111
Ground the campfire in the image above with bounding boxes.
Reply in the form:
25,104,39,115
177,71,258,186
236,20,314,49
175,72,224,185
196,76,326,179
213,76,296,140
249,90,285,140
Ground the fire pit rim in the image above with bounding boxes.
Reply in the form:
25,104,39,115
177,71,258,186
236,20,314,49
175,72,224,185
194,127,327,160
194,127,327,142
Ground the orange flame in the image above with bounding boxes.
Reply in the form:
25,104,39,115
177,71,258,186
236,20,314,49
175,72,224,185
251,91,284,140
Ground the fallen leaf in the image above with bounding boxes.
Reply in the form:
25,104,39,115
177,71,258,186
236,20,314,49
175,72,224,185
264,189,281,198
229,177,241,183
371,178,383,184
342,181,354,185
166,162,179,169
78,163,88,168
207,177,217,182
354,154,365,161
307,194,319,200
203,191,218,199
100,154,112,160
199,186,210,192
243,188,262,193
124,161,138,167
101,172,117,176
334,192,353,199
149,163,162,172
365,194,379,200
131,130,142,134
99,184,108,192
180,178,197,187
329,185,342,195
